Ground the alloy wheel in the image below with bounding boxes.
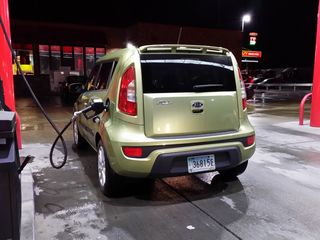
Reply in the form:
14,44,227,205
73,121,79,145
98,145,106,187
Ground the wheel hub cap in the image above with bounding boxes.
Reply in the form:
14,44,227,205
73,121,78,145
98,146,106,187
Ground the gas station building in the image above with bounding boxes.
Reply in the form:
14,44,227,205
10,20,242,96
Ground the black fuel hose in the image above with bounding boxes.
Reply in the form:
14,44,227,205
49,104,96,168
0,17,69,169
49,120,72,168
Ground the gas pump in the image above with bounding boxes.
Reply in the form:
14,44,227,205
0,1,109,238
0,19,107,239
0,111,24,240
0,1,23,239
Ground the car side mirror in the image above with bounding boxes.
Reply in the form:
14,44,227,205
69,83,85,94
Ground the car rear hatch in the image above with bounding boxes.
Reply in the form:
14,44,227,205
140,49,240,138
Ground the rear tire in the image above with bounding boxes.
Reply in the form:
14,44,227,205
73,120,87,149
97,140,124,196
218,161,248,181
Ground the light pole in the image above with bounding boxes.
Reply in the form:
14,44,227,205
241,14,251,76
242,14,251,32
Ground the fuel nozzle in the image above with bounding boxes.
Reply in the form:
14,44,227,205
73,98,109,121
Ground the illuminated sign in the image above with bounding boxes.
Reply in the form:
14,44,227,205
250,37,256,45
242,50,262,58
249,32,258,45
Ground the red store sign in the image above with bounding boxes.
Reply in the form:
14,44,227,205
242,50,262,58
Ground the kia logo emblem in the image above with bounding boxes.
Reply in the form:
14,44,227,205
192,102,203,108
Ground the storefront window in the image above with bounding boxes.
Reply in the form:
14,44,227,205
62,46,73,70
85,47,95,76
13,44,105,77
39,45,49,74
74,47,84,75
12,43,34,75
95,47,106,61
50,45,61,71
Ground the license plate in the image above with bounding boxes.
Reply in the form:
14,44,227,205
187,154,215,173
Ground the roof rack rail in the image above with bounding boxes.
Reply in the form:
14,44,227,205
139,44,229,55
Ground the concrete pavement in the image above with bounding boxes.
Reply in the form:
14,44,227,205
20,165,35,240
18,98,320,240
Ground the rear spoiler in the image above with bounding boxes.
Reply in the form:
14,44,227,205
139,44,230,55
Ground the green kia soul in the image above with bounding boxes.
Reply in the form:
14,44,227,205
73,44,255,196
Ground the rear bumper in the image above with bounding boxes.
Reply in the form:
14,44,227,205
101,117,255,178
149,146,241,178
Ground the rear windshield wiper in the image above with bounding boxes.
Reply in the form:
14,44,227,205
193,84,223,90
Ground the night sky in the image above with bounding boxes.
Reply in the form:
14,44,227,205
8,0,319,68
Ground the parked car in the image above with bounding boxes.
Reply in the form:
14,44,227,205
257,77,282,85
73,44,256,196
60,75,86,102
252,69,276,84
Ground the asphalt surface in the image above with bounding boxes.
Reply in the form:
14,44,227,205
18,97,320,240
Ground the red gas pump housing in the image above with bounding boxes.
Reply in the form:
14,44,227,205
310,0,320,127
0,0,22,148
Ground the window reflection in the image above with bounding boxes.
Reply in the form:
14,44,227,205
39,45,49,74
62,46,73,69
85,47,95,76
74,47,84,75
95,47,106,61
50,45,61,71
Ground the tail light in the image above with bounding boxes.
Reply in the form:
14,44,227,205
246,135,255,146
122,146,143,158
118,65,137,116
238,68,247,110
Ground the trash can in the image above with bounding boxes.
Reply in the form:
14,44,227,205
0,111,21,240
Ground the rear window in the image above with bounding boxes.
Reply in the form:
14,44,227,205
141,54,236,93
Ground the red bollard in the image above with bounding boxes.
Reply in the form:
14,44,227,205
0,0,22,148
310,0,320,127
299,93,312,125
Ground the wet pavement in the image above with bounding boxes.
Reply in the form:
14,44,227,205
18,97,320,240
